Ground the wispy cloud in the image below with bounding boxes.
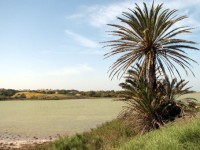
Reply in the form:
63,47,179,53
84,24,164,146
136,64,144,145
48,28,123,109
65,14,84,20
66,0,200,29
84,1,134,28
66,1,136,28
160,0,200,10
65,30,99,48
158,0,200,29
45,64,94,76
80,49,106,55
16,64,94,77
40,50,53,54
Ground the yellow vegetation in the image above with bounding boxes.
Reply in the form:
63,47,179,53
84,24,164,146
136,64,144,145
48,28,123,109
12,92,74,100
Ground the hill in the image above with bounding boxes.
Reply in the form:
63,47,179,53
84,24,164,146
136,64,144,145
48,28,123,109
12,91,79,100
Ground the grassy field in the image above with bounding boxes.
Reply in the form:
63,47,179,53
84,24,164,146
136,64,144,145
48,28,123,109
0,99,123,141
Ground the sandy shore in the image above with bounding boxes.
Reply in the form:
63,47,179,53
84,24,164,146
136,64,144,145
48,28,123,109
0,138,55,149
0,130,68,149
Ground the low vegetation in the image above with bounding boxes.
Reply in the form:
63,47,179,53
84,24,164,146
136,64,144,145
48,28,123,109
27,119,136,150
0,89,121,100
12,92,78,100
119,115,200,150
0,89,18,100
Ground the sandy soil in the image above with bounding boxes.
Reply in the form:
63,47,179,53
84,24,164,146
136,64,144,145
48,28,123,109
0,139,52,149
0,133,61,149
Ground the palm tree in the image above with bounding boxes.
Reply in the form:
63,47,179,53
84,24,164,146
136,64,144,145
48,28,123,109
105,2,199,91
119,65,197,132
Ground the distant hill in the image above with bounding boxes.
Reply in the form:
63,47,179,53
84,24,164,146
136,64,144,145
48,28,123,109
12,91,79,100
0,89,121,100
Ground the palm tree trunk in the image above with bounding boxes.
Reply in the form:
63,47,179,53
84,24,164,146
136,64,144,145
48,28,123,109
147,50,156,91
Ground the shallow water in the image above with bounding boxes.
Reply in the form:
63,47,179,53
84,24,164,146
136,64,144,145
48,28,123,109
0,99,124,141
178,92,200,101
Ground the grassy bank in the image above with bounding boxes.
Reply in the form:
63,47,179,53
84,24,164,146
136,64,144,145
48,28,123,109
28,119,135,150
119,116,200,150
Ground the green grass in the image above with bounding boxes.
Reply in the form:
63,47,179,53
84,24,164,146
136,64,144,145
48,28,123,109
118,116,200,150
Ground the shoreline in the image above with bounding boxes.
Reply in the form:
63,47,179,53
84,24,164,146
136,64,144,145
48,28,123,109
0,97,115,102
0,139,54,149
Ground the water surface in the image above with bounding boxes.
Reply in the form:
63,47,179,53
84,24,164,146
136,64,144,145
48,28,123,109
0,99,123,141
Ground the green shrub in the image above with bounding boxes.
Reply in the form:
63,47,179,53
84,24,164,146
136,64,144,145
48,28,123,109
53,134,88,150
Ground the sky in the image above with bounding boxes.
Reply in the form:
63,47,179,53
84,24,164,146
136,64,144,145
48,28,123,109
0,0,199,91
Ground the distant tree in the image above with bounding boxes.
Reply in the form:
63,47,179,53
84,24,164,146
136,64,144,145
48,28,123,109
0,89,17,97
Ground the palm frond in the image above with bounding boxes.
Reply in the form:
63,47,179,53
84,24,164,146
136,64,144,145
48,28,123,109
104,2,199,81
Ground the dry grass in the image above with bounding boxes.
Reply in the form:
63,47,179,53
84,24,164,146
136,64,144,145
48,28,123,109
12,92,73,99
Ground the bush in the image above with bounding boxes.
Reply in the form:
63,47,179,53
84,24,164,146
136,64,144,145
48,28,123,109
53,134,88,150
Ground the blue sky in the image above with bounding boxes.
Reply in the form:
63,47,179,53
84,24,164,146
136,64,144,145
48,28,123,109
0,0,199,91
